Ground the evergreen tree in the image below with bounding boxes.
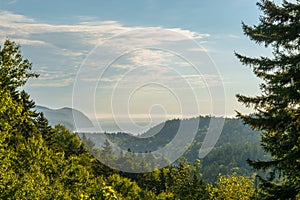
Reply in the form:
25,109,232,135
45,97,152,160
235,0,300,198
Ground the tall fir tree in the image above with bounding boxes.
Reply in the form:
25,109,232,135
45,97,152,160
235,0,300,199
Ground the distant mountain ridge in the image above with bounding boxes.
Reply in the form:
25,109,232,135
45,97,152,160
36,106,267,182
35,105,94,131
103,117,267,182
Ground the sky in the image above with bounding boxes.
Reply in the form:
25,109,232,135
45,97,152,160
0,0,277,133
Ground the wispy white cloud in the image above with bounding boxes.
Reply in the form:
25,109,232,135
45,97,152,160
166,28,210,40
1,9,219,118
127,49,174,66
0,10,210,63
11,38,47,46
228,34,241,39
29,77,74,87
110,64,135,70
0,11,34,23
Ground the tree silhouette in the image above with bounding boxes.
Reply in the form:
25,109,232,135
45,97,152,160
235,0,300,198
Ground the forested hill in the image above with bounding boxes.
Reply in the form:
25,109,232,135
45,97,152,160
104,117,268,182
36,106,267,182
1,40,256,199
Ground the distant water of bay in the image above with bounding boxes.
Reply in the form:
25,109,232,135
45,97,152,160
89,118,165,135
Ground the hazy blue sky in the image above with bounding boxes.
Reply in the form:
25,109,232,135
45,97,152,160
0,0,277,132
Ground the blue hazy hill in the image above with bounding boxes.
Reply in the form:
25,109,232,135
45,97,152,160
35,105,94,131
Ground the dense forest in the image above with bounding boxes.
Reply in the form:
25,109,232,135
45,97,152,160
84,117,267,183
0,39,255,199
0,0,299,199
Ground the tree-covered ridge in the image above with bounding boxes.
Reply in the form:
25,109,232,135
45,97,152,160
1,0,299,198
100,117,267,182
1,39,255,199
